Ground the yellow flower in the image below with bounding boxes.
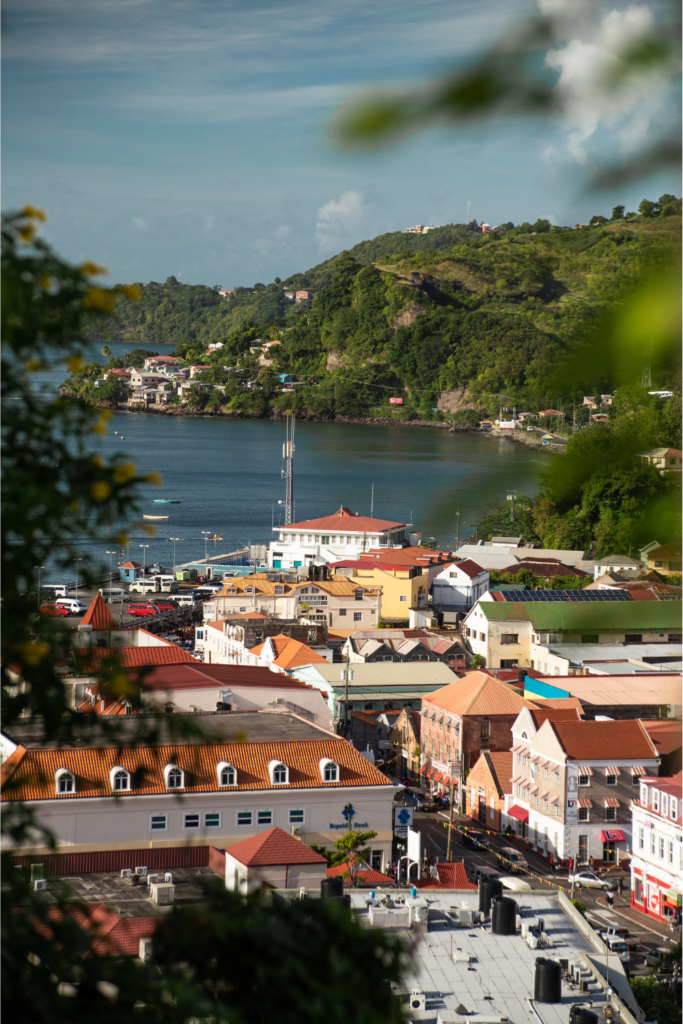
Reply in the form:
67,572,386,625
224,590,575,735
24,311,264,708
18,224,35,242
37,274,52,290
113,462,137,484
120,284,141,302
21,205,47,222
144,470,163,487
26,359,45,372
90,455,104,468
90,481,112,502
115,531,129,546
79,261,108,277
140,522,157,537
67,356,85,373
83,287,116,313
69,501,80,513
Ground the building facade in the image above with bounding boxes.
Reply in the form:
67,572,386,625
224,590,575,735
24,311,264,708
329,560,429,621
466,751,513,832
630,773,682,924
389,706,422,784
431,559,489,621
267,506,408,569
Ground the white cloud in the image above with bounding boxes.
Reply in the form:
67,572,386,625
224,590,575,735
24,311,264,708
543,5,670,163
315,190,365,251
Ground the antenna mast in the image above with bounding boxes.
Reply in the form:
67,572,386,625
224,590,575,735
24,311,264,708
467,201,471,225
281,414,295,525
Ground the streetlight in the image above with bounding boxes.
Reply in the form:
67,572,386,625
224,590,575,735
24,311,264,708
455,508,460,550
201,530,211,563
169,537,180,574
468,523,478,543
105,550,117,584
75,558,83,600
139,544,149,573
34,565,45,607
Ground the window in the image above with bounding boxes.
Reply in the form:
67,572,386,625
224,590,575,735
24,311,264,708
578,807,589,822
481,720,491,738
624,634,642,643
165,765,184,789
661,794,669,816
544,767,549,778
150,814,167,831
650,831,656,855
671,797,678,820
517,753,522,763
659,837,665,859
184,813,200,829
652,790,660,813
245,587,253,594
353,612,362,622
218,763,237,787
321,536,329,544
339,608,347,616
581,634,599,644
439,742,443,762
371,851,382,871
669,840,674,864
500,634,518,645
205,812,220,828
289,809,304,824
640,784,649,805
237,811,253,827
399,595,407,602
56,770,75,794
632,772,640,786
500,659,519,669
544,800,549,812
534,796,539,808
258,810,273,826
354,590,363,601
479,632,485,641
431,738,435,756
112,768,130,792
578,775,590,787
554,805,559,817
605,774,617,786
270,761,288,785
322,761,339,783
605,807,617,821
274,586,283,594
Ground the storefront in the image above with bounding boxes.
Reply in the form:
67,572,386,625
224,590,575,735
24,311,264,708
632,869,681,923
506,803,529,839
600,828,626,864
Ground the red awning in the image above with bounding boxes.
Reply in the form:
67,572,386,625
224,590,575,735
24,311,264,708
507,805,529,823
443,776,451,785
433,772,444,783
427,769,436,779
600,830,626,843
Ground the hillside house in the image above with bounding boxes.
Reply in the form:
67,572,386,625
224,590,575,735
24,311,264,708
637,448,683,474
431,559,489,620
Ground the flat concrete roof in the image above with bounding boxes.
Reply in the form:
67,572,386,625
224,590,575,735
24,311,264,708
545,642,682,666
534,673,682,702
47,866,214,917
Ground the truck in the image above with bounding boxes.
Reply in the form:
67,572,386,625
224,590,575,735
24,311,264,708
598,927,640,949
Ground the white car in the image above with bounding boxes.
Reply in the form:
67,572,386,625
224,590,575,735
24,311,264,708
568,870,616,891
498,874,533,892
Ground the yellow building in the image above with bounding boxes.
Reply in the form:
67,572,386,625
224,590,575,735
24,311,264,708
329,559,428,622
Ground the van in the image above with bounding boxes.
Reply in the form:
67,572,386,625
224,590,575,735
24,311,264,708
98,587,128,603
499,847,528,873
129,579,160,595
55,598,87,615
43,584,70,599
172,595,195,608
150,575,179,593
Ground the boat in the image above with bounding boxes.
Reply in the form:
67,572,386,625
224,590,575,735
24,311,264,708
154,499,181,504
208,534,223,541
143,514,169,520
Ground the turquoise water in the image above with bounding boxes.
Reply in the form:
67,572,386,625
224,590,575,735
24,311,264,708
32,342,546,570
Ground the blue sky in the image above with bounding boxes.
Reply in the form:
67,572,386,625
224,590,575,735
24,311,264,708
3,0,679,287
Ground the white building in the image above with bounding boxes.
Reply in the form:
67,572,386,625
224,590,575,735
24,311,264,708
504,711,660,866
268,506,408,569
630,772,682,925
430,559,489,622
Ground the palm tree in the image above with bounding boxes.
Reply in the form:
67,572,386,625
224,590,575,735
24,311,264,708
101,344,111,359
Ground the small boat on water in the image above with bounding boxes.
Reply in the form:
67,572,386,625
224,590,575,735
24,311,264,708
154,499,181,504
143,514,169,520
208,534,223,541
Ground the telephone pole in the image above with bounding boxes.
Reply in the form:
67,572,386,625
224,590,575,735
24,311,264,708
281,414,295,525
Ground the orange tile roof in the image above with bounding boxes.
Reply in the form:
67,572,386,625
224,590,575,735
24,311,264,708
226,826,328,867
425,672,532,717
412,863,476,889
529,708,582,726
74,646,198,673
641,720,682,754
1,737,393,803
548,719,659,761
485,751,514,796
283,506,405,533
80,594,116,630
532,698,584,711
327,862,395,885
249,634,330,670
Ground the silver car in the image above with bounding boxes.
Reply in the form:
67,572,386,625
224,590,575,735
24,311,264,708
568,870,616,891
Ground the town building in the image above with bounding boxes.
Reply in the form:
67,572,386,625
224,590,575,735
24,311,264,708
640,542,682,573
538,409,566,419
294,291,312,303
630,772,682,924
247,633,332,673
129,370,169,389
341,629,466,668
504,713,660,866
267,506,409,569
522,672,683,720
592,554,644,578
197,615,328,665
328,559,429,621
1,713,398,872
586,575,682,599
454,543,595,574
360,546,455,588
495,558,590,583
389,706,422,784
219,826,329,893
637,448,683,474
463,597,682,671
143,356,179,370
465,751,513,831
430,559,489,620
348,709,401,759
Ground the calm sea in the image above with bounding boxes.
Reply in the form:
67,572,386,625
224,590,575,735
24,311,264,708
32,342,545,572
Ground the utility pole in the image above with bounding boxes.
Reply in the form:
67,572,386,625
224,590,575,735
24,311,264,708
467,201,471,225
455,508,460,550
75,558,82,600
281,414,295,525
446,758,459,862
507,490,517,522
105,550,116,585
169,538,180,574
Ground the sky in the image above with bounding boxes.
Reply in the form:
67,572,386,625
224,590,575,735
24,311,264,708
2,0,680,287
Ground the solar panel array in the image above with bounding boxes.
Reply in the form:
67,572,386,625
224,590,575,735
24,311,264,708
498,589,632,603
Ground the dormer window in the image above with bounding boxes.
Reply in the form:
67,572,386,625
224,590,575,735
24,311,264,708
652,790,660,813
55,769,75,794
110,767,131,792
640,784,649,806
245,587,254,594
217,762,237,787
661,793,668,817
164,765,184,790
274,585,283,594
320,759,339,783
269,760,289,785
671,797,678,820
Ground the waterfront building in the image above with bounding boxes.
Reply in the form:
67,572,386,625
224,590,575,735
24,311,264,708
630,772,682,924
430,558,489,621
504,712,659,866
267,506,408,569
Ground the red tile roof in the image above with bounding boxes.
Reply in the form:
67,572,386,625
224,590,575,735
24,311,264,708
284,506,404,533
225,827,328,867
249,634,330,669
327,862,395,885
485,751,514,797
447,559,487,579
79,594,116,630
37,904,161,957
425,672,532,717
413,862,476,889
1,737,393,802
548,719,659,761
529,708,582,727
139,663,311,691
497,561,588,578
74,645,198,672
641,720,682,755
120,561,142,568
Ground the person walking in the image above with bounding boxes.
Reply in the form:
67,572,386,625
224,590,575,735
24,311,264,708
617,878,624,898
606,890,615,909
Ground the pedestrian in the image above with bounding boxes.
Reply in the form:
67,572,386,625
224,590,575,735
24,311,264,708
617,878,624,897
589,856,595,871
549,853,555,872
607,890,614,909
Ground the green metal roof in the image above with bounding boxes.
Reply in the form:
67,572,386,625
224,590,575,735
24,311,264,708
479,601,682,632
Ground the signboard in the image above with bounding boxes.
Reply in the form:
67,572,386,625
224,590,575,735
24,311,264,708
378,740,391,750
407,826,421,864
389,397,403,405
666,890,682,907
566,799,578,825
393,805,414,838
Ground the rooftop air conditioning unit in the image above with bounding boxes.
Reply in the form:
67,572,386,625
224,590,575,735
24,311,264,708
291,825,302,837
146,873,160,886
135,866,148,877
409,991,427,1012
120,868,132,879
164,872,173,883
139,937,153,961
34,879,48,892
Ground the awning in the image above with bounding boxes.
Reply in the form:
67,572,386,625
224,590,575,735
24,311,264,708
576,766,594,775
427,769,436,779
530,754,541,763
605,766,621,776
433,772,444,783
600,829,625,843
604,798,620,808
419,766,428,774
443,776,451,785
631,766,646,775
529,785,539,794
507,805,529,823
549,795,559,804
511,775,525,785
577,799,593,809
539,790,549,800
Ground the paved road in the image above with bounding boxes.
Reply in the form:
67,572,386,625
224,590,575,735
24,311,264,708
411,809,676,976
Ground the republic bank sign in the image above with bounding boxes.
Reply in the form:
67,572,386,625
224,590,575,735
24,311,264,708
329,803,369,830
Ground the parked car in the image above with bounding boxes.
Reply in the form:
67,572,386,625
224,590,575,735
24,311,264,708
171,595,196,608
98,587,129,603
129,580,160,595
128,603,160,617
40,602,69,617
415,797,438,813
599,927,639,949
499,847,528,873
604,937,630,962
568,870,616,891
644,949,674,970
154,602,176,612
461,829,491,851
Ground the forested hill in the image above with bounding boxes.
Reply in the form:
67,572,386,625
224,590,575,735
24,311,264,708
87,207,680,412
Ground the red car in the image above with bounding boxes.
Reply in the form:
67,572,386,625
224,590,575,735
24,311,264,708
154,602,176,612
128,603,160,617
40,602,69,617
